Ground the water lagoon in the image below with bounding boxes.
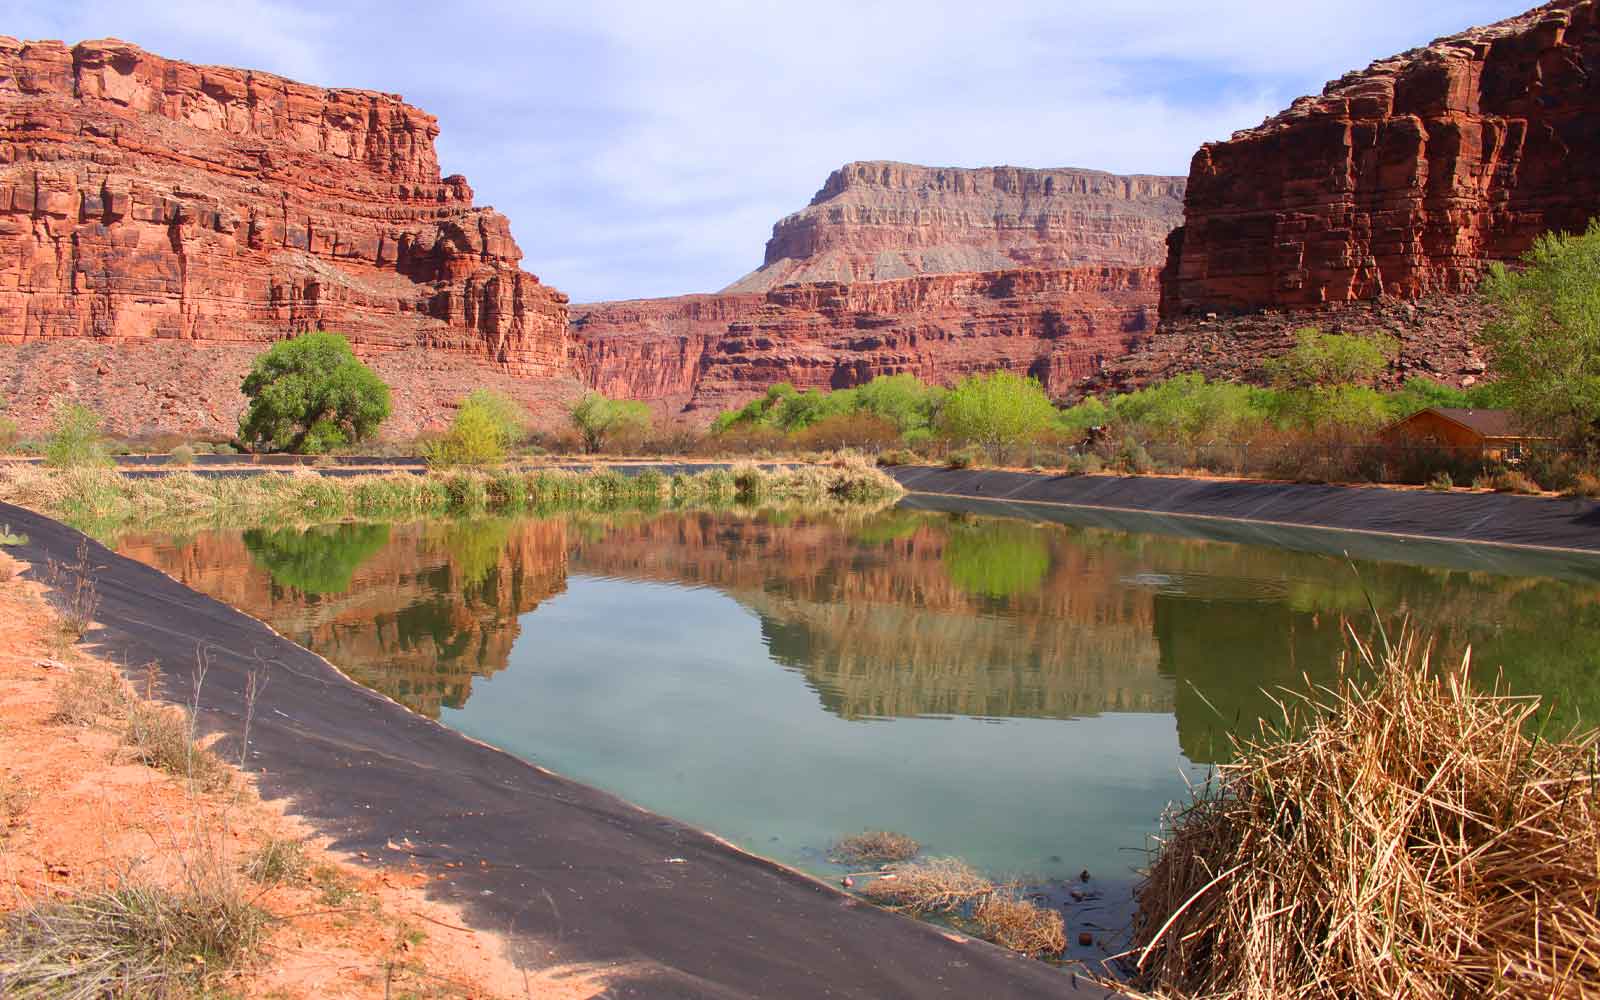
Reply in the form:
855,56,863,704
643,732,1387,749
115,504,1600,900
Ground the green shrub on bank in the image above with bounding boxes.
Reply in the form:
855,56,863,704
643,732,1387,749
44,402,113,469
425,390,529,468
0,461,902,535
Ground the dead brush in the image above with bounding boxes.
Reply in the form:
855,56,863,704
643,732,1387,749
860,857,994,915
242,837,309,886
972,891,1066,958
830,830,920,865
44,536,100,640
1120,628,1600,1000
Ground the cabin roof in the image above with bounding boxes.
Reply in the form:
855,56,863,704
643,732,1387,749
1387,407,1532,439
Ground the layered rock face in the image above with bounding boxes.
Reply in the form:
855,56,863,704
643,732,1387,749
1139,1,1600,385
574,162,1183,416
728,161,1184,293
0,37,570,434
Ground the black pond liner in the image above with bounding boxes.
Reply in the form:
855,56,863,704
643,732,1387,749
0,500,1107,999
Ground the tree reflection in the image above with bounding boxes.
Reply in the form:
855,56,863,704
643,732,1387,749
243,523,391,595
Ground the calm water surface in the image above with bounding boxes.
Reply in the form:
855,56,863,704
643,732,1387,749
115,502,1600,910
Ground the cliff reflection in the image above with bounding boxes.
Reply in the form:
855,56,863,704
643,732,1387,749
115,507,1600,759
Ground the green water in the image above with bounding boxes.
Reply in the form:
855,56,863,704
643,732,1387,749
114,503,1600,923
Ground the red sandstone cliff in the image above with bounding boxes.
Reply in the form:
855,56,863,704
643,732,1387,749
729,161,1184,293
1118,1,1600,388
0,37,572,436
574,162,1184,415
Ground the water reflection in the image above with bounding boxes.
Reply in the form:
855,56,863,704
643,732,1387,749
116,507,1600,755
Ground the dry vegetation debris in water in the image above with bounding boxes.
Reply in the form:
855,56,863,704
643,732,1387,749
1122,629,1600,1000
972,891,1067,958
830,830,920,864
859,857,996,915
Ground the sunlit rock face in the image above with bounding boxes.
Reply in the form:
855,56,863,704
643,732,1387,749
1117,1,1600,389
572,162,1185,415
0,37,572,436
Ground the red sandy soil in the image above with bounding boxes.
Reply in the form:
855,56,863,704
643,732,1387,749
0,547,612,999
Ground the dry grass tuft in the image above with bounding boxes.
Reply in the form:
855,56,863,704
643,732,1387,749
860,857,994,915
830,830,920,864
49,666,129,727
242,836,309,886
972,891,1066,957
1124,629,1600,999
122,701,229,792
0,881,266,999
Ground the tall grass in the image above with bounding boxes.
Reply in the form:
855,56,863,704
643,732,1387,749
1123,630,1600,999
0,459,903,535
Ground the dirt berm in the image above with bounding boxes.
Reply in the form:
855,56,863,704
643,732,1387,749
887,467,1600,554
0,501,1101,999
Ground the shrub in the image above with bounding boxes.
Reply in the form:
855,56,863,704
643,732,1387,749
45,536,100,640
1114,441,1155,475
1491,469,1541,494
237,331,391,453
571,392,652,453
946,447,981,470
876,448,919,467
830,831,920,865
792,412,901,453
1565,472,1600,498
43,402,112,469
1127,632,1600,999
1426,470,1454,491
425,390,526,468
1066,453,1104,476
168,444,197,466
972,892,1066,957
0,392,17,452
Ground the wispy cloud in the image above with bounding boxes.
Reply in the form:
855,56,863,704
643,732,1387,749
8,0,1532,300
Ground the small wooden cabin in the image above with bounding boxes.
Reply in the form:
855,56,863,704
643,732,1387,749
1378,407,1543,461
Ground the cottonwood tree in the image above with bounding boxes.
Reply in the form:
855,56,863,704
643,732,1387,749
238,332,391,453
1480,221,1600,447
937,371,1057,464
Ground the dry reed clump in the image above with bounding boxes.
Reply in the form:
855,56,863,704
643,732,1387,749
860,857,995,915
0,881,266,999
1124,631,1600,1000
830,830,920,864
973,891,1067,958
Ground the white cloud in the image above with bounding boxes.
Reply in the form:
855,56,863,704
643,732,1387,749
9,0,1534,300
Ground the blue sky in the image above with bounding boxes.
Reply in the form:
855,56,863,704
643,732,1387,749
9,1,1532,302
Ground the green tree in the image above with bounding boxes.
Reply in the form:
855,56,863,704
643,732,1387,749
570,392,652,453
1480,221,1600,444
937,371,1058,463
426,390,527,467
43,402,112,468
1265,329,1396,432
238,332,391,453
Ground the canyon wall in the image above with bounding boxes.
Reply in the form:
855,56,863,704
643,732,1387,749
1121,0,1600,387
574,161,1184,417
0,37,572,436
